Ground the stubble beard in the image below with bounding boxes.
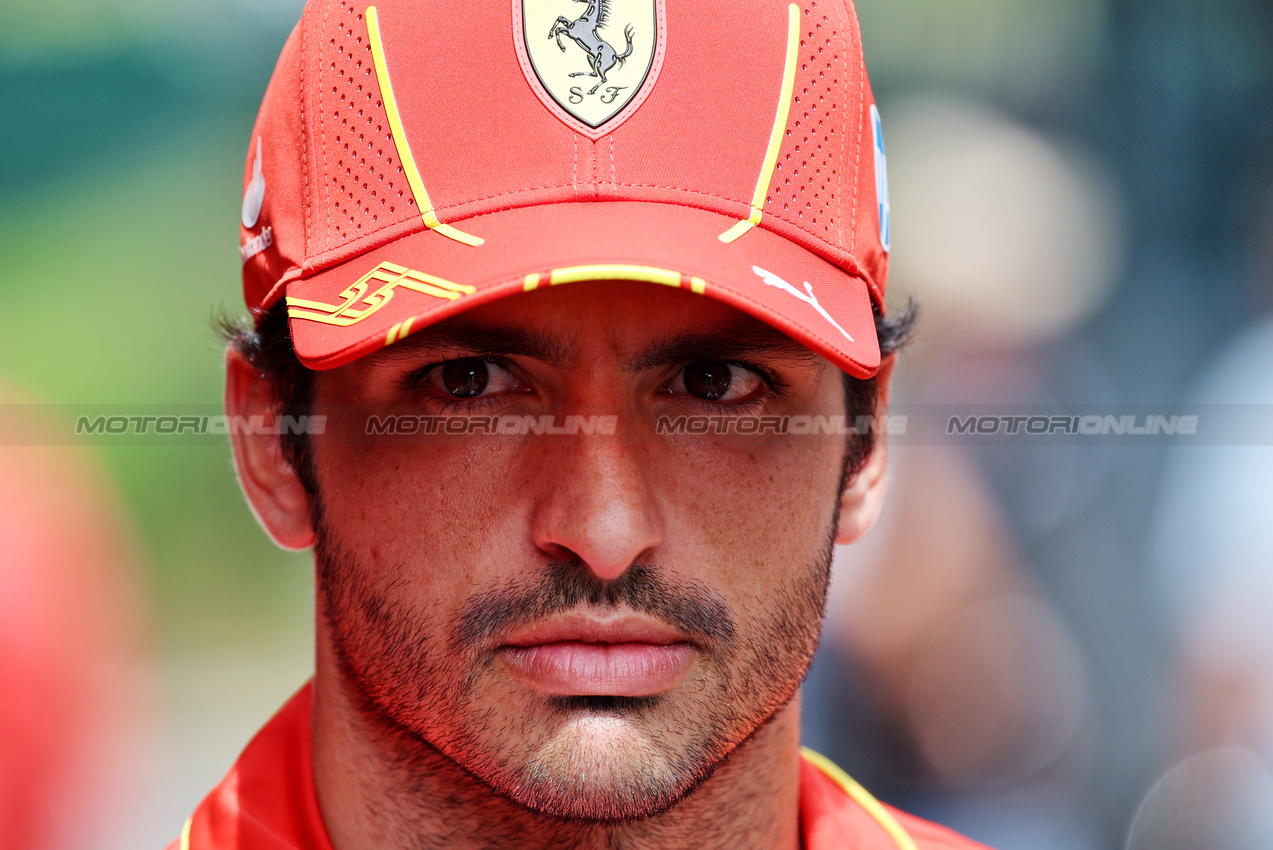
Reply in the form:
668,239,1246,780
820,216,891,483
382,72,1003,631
313,507,836,825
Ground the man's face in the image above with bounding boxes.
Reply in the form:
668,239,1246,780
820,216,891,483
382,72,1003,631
308,281,852,822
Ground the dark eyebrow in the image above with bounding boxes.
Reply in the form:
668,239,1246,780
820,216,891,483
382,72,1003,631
369,319,575,367
627,321,822,373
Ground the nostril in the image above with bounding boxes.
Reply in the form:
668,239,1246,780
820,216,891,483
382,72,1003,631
537,541,579,564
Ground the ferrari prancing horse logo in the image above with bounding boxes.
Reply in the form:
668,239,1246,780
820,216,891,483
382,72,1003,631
518,0,661,136
549,6,633,97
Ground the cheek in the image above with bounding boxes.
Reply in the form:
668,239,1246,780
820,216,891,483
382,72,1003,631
649,438,845,584
311,430,844,605
312,439,541,604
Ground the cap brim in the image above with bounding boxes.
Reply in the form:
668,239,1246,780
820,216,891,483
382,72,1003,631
285,202,881,378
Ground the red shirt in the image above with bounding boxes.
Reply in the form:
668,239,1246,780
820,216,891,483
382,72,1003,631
172,684,989,850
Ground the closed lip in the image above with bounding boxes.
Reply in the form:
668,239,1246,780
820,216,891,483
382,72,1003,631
500,611,690,648
497,610,696,697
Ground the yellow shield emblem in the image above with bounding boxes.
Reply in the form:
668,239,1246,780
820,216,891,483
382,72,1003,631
516,0,663,138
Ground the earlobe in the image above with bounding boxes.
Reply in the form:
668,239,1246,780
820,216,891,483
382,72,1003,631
834,354,895,545
225,347,315,551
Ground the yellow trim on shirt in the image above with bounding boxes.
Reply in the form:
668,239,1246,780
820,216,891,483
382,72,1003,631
802,747,918,850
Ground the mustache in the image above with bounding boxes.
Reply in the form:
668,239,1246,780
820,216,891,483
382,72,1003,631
452,562,737,651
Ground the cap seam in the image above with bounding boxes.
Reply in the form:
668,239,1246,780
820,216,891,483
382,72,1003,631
439,181,744,214
609,136,617,197
294,194,874,289
300,3,312,261
848,2,864,257
319,1,331,258
833,0,847,259
591,138,599,194
343,192,858,251
292,197,876,298
297,184,856,256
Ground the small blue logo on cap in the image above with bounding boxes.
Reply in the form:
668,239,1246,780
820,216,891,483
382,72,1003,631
871,104,890,253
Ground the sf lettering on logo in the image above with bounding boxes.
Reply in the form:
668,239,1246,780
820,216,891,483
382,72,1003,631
569,85,628,105
519,0,659,132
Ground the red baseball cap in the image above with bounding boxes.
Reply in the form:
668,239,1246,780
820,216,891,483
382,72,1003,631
239,0,891,378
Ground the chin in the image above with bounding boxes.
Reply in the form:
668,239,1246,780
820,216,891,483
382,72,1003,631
492,714,714,823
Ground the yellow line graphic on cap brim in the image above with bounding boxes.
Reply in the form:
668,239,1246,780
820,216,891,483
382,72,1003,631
526,269,701,292
366,6,483,247
549,264,682,287
287,261,475,328
719,3,800,244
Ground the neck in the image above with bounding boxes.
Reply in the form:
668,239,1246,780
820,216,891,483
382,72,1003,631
311,636,804,850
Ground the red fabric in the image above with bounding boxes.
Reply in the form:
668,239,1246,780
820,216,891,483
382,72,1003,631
286,201,881,377
173,684,331,850
240,0,890,376
172,683,990,849
799,759,994,850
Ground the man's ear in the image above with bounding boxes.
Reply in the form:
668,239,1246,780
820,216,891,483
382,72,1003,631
835,353,896,545
225,347,315,551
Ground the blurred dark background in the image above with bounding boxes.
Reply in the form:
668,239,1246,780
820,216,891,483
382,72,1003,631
1,1,1271,848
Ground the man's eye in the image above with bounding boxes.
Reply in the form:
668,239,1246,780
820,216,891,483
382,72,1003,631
427,358,520,399
670,361,764,403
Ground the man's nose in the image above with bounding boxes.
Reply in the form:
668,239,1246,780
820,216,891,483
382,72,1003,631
529,430,663,581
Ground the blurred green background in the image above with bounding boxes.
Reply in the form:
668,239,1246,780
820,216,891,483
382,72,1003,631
0,5,315,844
0,0,311,648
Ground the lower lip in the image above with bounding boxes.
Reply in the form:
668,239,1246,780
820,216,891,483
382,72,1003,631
499,642,695,697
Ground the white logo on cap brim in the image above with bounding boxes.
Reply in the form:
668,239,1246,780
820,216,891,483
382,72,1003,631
871,104,890,253
242,136,265,229
752,266,854,344
519,0,660,136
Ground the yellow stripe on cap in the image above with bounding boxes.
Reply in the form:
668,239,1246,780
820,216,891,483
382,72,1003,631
366,7,484,247
524,273,541,291
801,748,918,850
549,264,682,287
385,316,416,346
719,3,801,244
718,214,760,244
179,816,193,850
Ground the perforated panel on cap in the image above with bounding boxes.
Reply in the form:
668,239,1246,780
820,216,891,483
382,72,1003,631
318,1,415,253
243,0,887,318
765,0,859,256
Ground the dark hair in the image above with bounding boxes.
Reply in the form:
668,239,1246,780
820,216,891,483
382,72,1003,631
841,299,917,478
219,297,916,496
216,304,320,495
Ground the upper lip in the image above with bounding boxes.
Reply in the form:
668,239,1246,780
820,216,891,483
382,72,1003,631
500,611,689,648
